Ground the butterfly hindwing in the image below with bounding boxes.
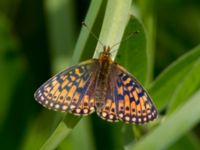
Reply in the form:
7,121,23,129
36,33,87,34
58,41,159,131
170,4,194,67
112,63,158,124
34,59,99,116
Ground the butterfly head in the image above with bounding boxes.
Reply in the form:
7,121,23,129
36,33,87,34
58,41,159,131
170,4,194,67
99,46,112,62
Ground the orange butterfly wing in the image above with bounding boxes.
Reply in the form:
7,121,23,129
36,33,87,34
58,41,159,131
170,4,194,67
113,63,157,124
34,59,99,116
96,63,157,124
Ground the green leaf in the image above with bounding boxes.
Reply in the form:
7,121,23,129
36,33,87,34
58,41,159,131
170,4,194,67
168,133,200,150
40,114,80,150
116,15,147,85
93,0,132,60
133,1,156,84
167,58,200,115
70,118,96,150
72,0,104,64
20,111,62,150
149,45,200,110
125,89,200,150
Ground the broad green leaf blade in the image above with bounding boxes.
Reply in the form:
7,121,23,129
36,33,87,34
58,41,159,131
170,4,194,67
116,15,147,85
149,45,200,110
168,134,200,150
167,58,200,115
125,89,200,150
133,1,156,84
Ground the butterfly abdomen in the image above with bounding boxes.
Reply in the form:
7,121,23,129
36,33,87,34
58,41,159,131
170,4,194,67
95,51,112,111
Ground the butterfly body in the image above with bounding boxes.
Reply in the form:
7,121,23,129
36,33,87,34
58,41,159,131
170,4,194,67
95,46,113,111
34,46,158,124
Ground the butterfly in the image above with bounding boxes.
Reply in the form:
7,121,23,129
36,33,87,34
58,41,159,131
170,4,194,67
34,46,158,124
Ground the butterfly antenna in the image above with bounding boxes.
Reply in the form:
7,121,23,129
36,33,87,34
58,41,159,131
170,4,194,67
110,31,139,52
82,22,104,48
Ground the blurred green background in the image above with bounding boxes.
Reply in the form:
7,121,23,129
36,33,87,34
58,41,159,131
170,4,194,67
1,0,200,150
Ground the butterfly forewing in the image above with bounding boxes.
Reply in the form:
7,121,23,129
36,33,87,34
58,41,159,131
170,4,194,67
34,59,99,116
111,63,157,124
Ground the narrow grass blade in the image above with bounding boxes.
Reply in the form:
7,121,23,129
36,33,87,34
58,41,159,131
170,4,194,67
72,0,104,63
125,89,200,150
149,45,200,110
167,58,200,115
93,0,132,60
